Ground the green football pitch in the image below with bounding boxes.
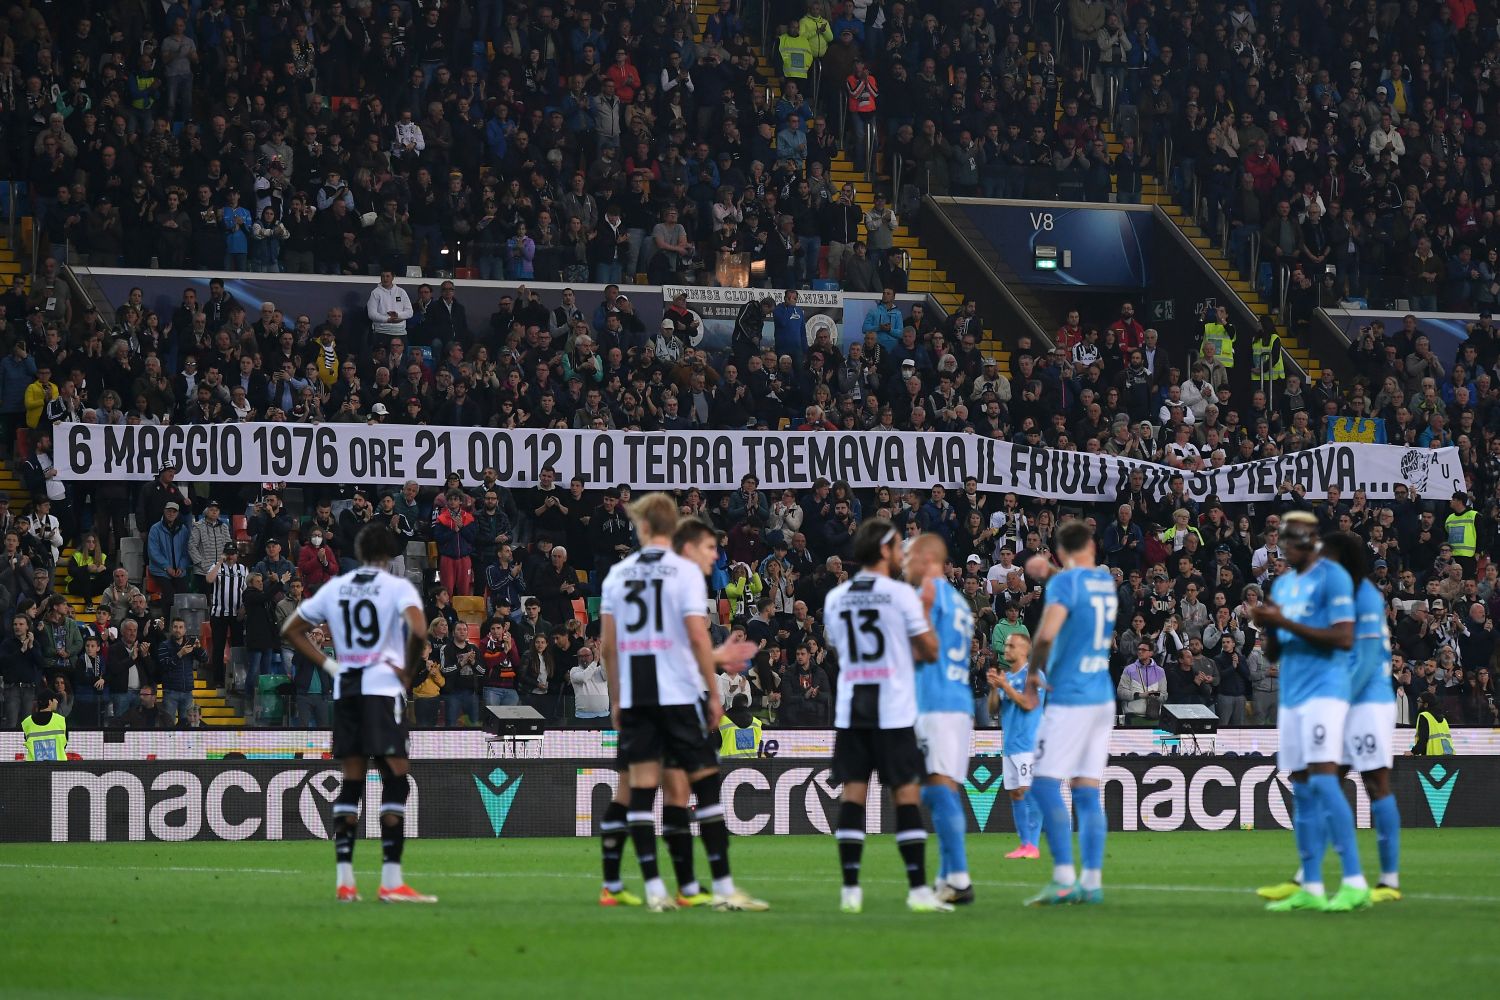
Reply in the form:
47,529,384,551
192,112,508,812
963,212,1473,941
3,830,1495,999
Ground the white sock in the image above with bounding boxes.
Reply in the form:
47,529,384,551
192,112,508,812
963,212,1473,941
907,885,932,899
946,872,971,890
681,881,701,897
1342,874,1369,891
1079,869,1102,891
603,880,624,893
1293,866,1304,883
645,877,668,899
1380,873,1399,888
1304,881,1325,897
712,876,735,896
381,862,402,890
336,862,355,888
1053,864,1076,885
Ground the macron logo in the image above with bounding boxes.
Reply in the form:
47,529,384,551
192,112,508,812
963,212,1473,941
964,764,1003,831
473,767,523,837
1417,764,1458,828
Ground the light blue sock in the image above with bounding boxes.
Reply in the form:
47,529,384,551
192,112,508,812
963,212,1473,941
1011,794,1034,846
1025,795,1044,847
920,785,947,879
939,785,969,878
1370,794,1401,880
1030,777,1074,869
1291,780,1325,890
1310,772,1362,879
921,785,967,879
1073,784,1106,873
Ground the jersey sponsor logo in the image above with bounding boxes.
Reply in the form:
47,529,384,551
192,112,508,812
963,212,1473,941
472,766,523,836
1417,763,1458,828
48,768,419,843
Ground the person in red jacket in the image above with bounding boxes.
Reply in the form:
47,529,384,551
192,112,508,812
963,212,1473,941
433,489,478,596
296,529,340,593
479,617,521,707
1108,302,1145,352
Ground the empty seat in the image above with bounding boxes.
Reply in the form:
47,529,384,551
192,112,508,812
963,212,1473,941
119,536,145,583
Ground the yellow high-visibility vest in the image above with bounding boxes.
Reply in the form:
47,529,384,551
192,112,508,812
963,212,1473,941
22,710,67,761
1202,321,1234,368
718,715,763,758
1251,333,1284,378
1446,509,1478,558
1416,711,1453,755
779,33,814,79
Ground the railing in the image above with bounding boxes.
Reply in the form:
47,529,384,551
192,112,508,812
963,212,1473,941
863,119,878,183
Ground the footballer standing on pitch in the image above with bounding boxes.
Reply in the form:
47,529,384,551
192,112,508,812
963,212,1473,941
282,523,436,904
600,494,767,913
822,518,949,914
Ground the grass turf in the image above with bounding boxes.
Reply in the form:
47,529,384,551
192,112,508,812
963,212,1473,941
2,830,1495,999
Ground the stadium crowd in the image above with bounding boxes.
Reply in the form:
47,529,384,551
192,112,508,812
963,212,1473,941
0,0,1498,735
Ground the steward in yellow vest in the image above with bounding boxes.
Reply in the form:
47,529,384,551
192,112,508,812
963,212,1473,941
1201,305,1234,369
1444,492,1478,563
23,690,68,761
1411,698,1453,756
1251,327,1285,380
778,23,814,80
717,698,763,758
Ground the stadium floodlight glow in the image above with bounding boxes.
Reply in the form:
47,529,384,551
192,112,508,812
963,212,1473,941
1034,245,1059,270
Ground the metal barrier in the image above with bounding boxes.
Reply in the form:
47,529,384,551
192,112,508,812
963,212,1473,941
863,119,878,182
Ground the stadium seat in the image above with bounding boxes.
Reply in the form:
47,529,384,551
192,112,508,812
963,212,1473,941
572,598,587,623
585,596,600,620
119,537,144,584
13,428,29,462
406,541,428,568
145,574,161,601
717,599,732,625
575,569,589,584
231,514,248,540
452,595,486,617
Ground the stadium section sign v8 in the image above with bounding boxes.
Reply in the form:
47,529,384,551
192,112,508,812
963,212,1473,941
58,423,1461,500
4,758,1493,843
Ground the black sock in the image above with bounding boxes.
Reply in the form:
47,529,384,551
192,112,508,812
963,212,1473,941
381,771,410,866
334,816,357,865
693,773,732,883
600,800,628,889
627,786,660,883
381,811,405,865
334,779,362,866
895,803,927,890
837,801,866,888
662,805,697,893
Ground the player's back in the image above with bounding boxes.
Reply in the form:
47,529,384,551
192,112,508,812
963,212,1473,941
1043,566,1116,706
915,577,974,716
1270,558,1354,707
823,571,928,729
1000,665,1045,753
300,566,422,698
1349,578,1394,706
601,545,707,708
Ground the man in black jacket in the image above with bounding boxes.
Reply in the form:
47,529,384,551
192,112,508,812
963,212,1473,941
1,611,46,728
776,645,831,726
586,488,634,578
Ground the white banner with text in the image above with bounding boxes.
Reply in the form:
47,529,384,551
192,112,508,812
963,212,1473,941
56,423,1461,500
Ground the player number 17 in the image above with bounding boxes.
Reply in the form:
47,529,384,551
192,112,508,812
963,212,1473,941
1089,595,1117,657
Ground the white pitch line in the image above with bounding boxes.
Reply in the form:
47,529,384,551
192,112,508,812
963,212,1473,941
1,861,1494,904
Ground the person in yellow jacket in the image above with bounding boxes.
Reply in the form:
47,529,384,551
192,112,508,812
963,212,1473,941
23,365,57,429
798,2,833,60
1251,322,1285,381
777,20,813,81
1201,304,1234,370
717,696,762,758
23,689,67,761
1443,491,1479,576
1409,692,1453,756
